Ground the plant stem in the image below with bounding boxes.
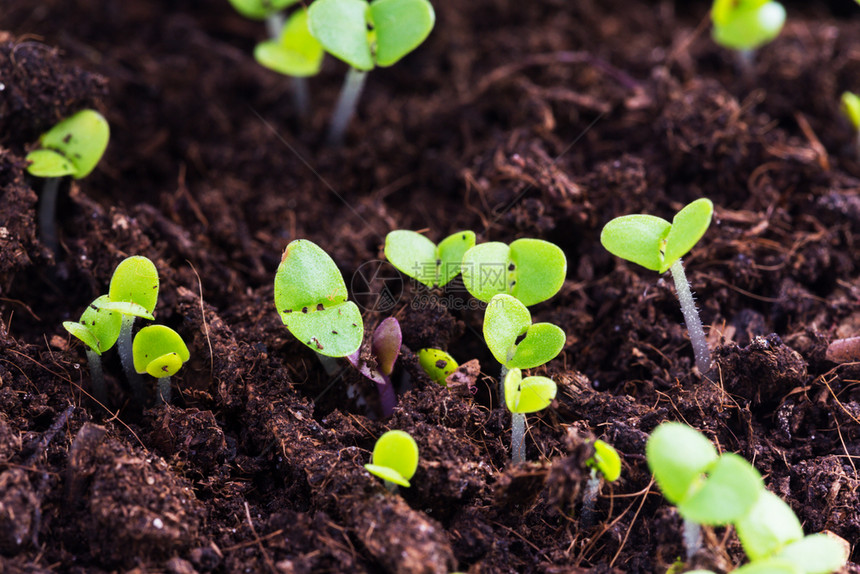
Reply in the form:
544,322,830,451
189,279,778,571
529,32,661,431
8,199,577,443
376,374,397,418
118,315,145,402
85,348,108,407
736,49,755,78
292,77,310,118
157,376,171,404
316,353,339,376
39,177,61,256
265,13,285,41
669,259,711,375
327,67,367,146
383,480,399,494
682,518,703,560
511,411,526,464
580,470,600,530
499,364,509,407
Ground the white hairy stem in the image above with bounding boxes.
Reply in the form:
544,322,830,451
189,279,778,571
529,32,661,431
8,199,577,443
670,259,711,375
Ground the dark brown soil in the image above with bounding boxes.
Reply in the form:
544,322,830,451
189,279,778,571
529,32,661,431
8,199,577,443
1,1,860,572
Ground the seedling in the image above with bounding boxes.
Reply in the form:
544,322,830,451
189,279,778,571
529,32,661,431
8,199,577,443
504,368,557,464
600,198,714,374
646,422,763,559
461,238,567,307
364,429,419,491
711,0,786,64
132,325,190,404
308,0,435,144
274,240,364,364
62,295,122,405
581,440,621,529
227,0,298,20
25,109,110,255
841,91,860,157
384,230,476,289
347,317,401,417
417,348,458,386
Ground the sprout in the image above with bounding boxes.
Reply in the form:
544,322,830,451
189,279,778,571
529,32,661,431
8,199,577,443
417,348,458,386
841,91,860,158
25,109,110,256
347,317,401,417
600,198,714,374
504,368,557,464
384,230,476,289
274,239,364,364
364,429,419,491
132,325,190,404
580,439,621,529
461,238,567,307
62,295,122,405
711,0,786,54
308,0,435,144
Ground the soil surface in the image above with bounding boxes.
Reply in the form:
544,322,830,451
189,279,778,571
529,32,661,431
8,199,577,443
1,1,860,572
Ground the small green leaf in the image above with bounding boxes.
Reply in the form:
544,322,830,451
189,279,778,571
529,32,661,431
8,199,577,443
108,256,160,315
436,231,476,287
417,348,458,386
600,214,671,272
588,440,622,482
25,149,75,178
384,230,438,288
132,325,190,378
461,242,510,302
369,0,435,67
711,0,786,51
37,109,110,179
228,0,298,19
308,0,375,71
282,303,364,357
646,422,718,504
99,300,155,321
841,92,860,132
661,198,713,273
483,294,531,365
678,452,762,525
736,490,803,560
504,368,557,414
69,295,123,354
364,463,411,487
255,9,324,77
508,323,566,369
732,560,802,574
773,534,848,574
365,430,418,487
63,322,101,355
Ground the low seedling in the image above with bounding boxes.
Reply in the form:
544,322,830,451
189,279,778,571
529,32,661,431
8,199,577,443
364,429,419,491
25,109,110,255
63,295,122,405
384,230,476,289
417,348,458,386
711,0,786,70
504,368,557,464
600,198,714,374
461,238,566,307
132,325,190,404
274,240,364,366
347,317,401,417
308,0,435,144
841,91,860,157
581,440,621,529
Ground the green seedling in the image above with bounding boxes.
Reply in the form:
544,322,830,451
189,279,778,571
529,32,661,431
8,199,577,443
417,348,458,386
581,440,621,529
384,230,476,289
308,0,435,144
841,91,860,157
364,429,419,491
274,240,364,365
63,295,122,406
646,422,763,559
25,109,110,256
711,0,786,52
600,198,714,374
504,368,557,464
227,0,297,20
132,325,190,404
461,238,566,307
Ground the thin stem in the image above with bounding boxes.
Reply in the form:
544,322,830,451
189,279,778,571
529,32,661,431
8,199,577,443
316,353,339,376
265,13,285,41
736,49,756,78
157,376,171,404
118,315,145,402
383,480,399,494
39,177,61,257
498,364,509,407
511,411,526,464
670,259,711,375
292,77,310,118
580,470,600,530
327,67,367,146
376,374,397,418
85,348,108,407
682,518,703,560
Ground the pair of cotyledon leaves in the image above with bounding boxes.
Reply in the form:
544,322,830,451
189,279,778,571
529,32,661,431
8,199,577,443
503,368,556,415
648,423,845,574
364,429,418,487
711,0,786,52
26,110,110,179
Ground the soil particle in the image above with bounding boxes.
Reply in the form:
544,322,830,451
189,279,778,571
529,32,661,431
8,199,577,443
0,469,38,555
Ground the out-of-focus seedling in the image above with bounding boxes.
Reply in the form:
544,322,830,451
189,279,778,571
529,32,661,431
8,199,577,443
504,368,556,464
63,295,122,405
384,230,476,289
600,198,714,374
347,317,401,417
364,429,419,491
25,109,110,255
228,0,297,20
711,0,785,70
417,348,458,386
646,422,763,559
308,0,435,144
581,440,621,529
132,325,190,404
461,238,566,307
841,91,860,157
274,240,364,369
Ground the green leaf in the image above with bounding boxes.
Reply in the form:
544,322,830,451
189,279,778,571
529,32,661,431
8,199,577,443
274,239,364,357
678,453,763,525
508,323,565,369
255,9,324,77
70,295,123,354
364,463,411,487
228,0,298,19
417,348,458,386
600,214,671,272
436,231,476,287
369,0,435,67
108,256,160,315
773,534,848,574
661,198,713,273
483,294,531,365
736,490,804,560
732,560,802,574
504,368,557,414
588,440,622,482
646,422,718,504
461,242,510,302
308,0,375,71
99,300,154,321
841,92,860,132
711,0,786,51
37,109,109,179
25,149,75,178
384,230,438,288
365,430,419,487
132,325,190,377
